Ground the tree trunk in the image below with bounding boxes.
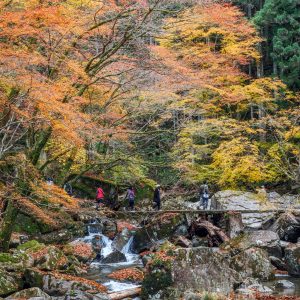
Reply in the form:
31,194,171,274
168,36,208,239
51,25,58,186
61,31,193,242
0,199,18,252
109,287,141,300
30,127,52,165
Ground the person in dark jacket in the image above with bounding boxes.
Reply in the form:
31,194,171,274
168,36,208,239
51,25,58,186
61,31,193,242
153,185,161,210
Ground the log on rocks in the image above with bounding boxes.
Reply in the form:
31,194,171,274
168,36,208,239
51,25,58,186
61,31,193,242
190,218,229,246
109,287,141,300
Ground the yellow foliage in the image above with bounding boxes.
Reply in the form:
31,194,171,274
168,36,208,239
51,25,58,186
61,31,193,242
212,138,268,187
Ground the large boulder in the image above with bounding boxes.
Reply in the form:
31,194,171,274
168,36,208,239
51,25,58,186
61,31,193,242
230,247,275,280
24,268,107,295
284,243,300,276
34,246,67,271
111,228,132,252
5,287,51,300
269,212,300,243
101,250,126,264
172,248,240,294
211,190,274,229
224,230,282,258
0,268,23,297
102,219,117,239
268,192,300,209
33,224,85,245
0,251,34,271
63,241,94,263
132,213,185,253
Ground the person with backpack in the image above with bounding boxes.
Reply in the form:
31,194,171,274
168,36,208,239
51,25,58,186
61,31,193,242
153,184,161,211
199,181,209,209
125,186,135,210
96,186,105,211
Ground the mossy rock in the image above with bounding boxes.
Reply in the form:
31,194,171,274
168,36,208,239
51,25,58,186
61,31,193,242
0,268,23,297
141,258,173,299
0,253,18,264
6,287,51,300
132,214,185,253
0,251,34,271
13,214,44,235
230,247,275,280
35,246,67,271
17,240,44,252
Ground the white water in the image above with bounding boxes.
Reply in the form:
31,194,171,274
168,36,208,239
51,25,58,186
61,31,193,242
104,280,141,293
79,222,142,293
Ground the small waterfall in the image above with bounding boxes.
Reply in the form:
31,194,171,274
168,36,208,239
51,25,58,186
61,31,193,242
80,220,142,294
121,236,139,263
101,234,114,257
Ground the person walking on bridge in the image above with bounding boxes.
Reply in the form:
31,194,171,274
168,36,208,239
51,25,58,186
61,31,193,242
199,181,209,210
96,186,105,211
153,184,161,211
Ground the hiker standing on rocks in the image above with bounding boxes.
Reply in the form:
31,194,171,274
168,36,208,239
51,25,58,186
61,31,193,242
96,186,105,211
199,181,209,209
153,184,161,210
125,186,135,211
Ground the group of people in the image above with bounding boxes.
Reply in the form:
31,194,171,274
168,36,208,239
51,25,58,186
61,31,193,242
95,184,162,211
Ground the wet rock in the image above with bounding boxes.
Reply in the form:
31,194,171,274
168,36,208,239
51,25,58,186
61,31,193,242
224,230,282,257
172,247,240,294
211,190,274,229
274,280,295,290
5,287,51,300
269,212,300,243
0,268,22,297
101,250,126,264
132,214,185,253
102,219,117,239
112,228,131,251
269,256,287,271
230,247,275,280
284,243,300,276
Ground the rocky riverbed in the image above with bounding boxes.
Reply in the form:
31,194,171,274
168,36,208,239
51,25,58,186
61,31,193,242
0,191,299,300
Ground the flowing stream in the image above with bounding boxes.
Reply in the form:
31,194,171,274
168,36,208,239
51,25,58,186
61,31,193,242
77,222,142,294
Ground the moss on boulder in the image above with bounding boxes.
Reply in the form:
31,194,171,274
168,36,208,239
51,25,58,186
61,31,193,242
0,268,22,297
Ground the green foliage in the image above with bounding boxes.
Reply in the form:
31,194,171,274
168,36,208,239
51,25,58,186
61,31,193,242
17,240,44,252
254,0,300,89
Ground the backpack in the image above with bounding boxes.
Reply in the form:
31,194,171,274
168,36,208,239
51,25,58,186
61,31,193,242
128,190,135,201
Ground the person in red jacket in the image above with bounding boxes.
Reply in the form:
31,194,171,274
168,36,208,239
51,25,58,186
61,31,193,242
96,186,105,211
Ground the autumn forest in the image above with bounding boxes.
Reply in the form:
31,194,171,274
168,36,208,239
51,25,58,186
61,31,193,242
0,0,300,299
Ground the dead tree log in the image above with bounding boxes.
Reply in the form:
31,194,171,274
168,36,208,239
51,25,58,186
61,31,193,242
109,287,141,300
190,218,229,246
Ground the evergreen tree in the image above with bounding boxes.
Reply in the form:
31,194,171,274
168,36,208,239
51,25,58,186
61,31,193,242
254,0,300,89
